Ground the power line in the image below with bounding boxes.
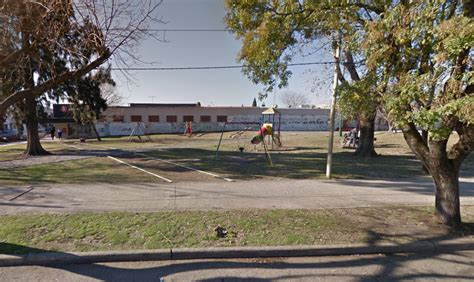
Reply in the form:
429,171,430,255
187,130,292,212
111,61,337,71
111,28,230,32
149,29,230,32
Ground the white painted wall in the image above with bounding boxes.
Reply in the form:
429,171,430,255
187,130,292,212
94,105,387,136
95,119,330,137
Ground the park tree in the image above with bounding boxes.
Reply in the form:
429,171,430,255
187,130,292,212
62,68,115,142
226,0,473,228
280,90,309,108
364,0,473,227
100,83,123,107
225,1,385,157
0,0,163,155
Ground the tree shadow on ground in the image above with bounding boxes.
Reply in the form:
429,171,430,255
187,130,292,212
269,146,323,151
131,148,448,180
334,179,474,197
2,145,472,185
1,229,473,281
0,156,147,185
375,143,406,149
113,146,473,187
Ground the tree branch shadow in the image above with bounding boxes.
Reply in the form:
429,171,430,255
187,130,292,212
1,230,473,281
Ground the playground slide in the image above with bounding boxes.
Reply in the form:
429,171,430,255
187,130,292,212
251,124,273,144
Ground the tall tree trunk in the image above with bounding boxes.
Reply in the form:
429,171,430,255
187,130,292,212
24,97,49,156
90,122,101,141
431,165,461,227
338,50,379,158
428,140,461,227
21,25,49,156
354,115,378,157
402,124,462,228
426,0,471,227
421,130,430,174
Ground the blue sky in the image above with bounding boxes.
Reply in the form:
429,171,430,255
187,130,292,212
112,0,334,107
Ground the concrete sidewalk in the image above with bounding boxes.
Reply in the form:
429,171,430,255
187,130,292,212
1,237,473,267
1,178,473,214
3,251,473,281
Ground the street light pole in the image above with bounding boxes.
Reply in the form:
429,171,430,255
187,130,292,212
326,37,342,179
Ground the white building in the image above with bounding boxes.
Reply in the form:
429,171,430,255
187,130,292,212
92,103,332,137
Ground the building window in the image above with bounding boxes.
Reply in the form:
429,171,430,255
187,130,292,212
112,115,124,122
183,115,194,122
217,115,228,122
200,115,211,122
166,115,177,122
148,115,160,122
98,115,107,122
131,115,142,122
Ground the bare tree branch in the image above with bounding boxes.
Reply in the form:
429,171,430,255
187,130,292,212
0,51,111,114
0,0,164,116
280,90,309,108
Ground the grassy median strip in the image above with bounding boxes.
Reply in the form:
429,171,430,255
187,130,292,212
1,207,472,254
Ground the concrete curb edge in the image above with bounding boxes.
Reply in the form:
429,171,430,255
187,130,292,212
1,239,473,267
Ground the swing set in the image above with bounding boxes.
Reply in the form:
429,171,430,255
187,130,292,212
214,121,260,158
214,108,283,166
128,122,152,142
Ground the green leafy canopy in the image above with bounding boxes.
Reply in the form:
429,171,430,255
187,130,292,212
365,1,473,140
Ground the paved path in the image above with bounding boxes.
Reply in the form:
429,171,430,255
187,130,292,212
1,251,473,281
1,177,473,214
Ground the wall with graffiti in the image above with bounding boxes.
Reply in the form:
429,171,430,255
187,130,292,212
94,114,332,136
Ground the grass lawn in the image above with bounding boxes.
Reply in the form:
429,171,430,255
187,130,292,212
0,206,472,254
0,132,472,185
82,133,223,150
0,157,158,185
0,142,74,162
137,131,473,180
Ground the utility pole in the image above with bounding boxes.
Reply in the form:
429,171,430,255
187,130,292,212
339,66,346,137
339,114,343,137
326,37,341,179
148,96,156,103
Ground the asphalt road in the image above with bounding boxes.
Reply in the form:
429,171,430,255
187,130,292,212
1,251,473,281
1,177,473,214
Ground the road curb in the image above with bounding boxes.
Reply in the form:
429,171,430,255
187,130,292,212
0,250,171,267
0,239,473,267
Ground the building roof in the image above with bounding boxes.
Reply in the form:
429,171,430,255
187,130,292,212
130,103,199,108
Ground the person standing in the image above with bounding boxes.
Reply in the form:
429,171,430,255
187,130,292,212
187,121,193,137
349,127,357,147
50,126,56,140
57,128,63,140
183,121,189,136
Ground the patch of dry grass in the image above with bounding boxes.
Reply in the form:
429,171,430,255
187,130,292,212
1,206,472,254
0,132,472,183
0,157,158,185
